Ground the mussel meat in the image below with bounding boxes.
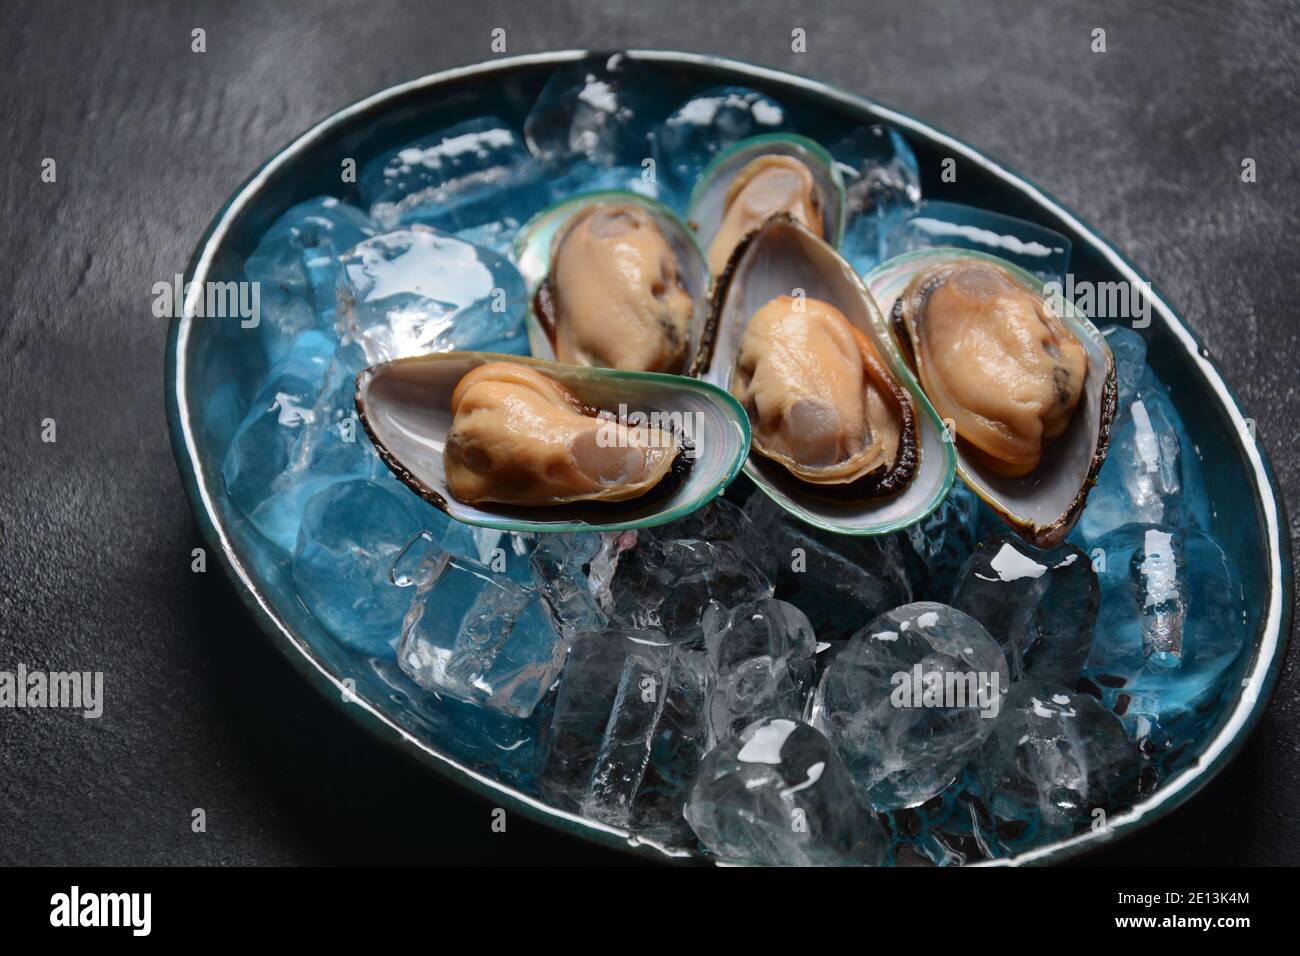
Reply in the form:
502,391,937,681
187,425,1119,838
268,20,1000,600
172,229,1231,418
444,362,682,507
536,202,695,373
706,155,825,275
891,259,1088,477
731,294,916,497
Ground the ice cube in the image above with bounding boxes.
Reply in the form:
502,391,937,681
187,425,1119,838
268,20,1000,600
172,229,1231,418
883,201,1071,284
902,482,982,601
1102,324,1147,410
528,63,669,205
336,227,528,365
652,86,788,206
600,498,776,641
975,679,1140,846
243,197,379,362
389,528,444,589
524,53,660,168
1075,367,1210,544
646,496,778,581
951,533,1099,685
528,533,608,640
444,525,535,580
297,358,375,472
604,534,773,642
744,492,911,640
684,717,889,866
221,332,379,550
811,602,1008,809
291,478,439,655
1082,524,1246,764
702,598,817,748
368,655,543,788
397,548,567,718
449,220,526,256
545,158,660,202
539,629,706,839
540,629,675,821
830,125,921,275
629,646,708,839
587,531,638,610
359,116,527,205
358,116,560,253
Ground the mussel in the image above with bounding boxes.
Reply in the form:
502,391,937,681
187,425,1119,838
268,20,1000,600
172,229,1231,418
867,248,1117,547
355,352,751,532
514,191,712,374
444,362,681,507
730,294,915,497
700,214,955,536
689,134,845,278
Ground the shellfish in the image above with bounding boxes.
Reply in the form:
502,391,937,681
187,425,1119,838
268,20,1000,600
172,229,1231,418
444,362,681,507
355,352,752,532
730,294,916,497
514,191,712,374
689,133,845,277
700,215,955,535
867,248,1117,547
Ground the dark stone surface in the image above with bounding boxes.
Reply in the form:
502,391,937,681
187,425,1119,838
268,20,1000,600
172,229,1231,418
0,0,1295,865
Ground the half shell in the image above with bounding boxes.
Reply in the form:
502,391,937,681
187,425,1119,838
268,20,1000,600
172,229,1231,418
355,351,751,532
866,248,1117,547
688,133,846,276
513,191,713,374
699,215,955,535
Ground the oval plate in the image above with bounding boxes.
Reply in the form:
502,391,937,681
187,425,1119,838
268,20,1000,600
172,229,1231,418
166,50,1291,865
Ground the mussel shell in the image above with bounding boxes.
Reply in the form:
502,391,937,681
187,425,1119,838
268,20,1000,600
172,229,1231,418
866,247,1118,548
355,351,751,532
512,190,713,373
688,133,846,272
700,215,956,536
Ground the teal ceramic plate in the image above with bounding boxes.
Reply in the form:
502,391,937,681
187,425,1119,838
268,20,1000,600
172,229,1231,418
166,50,1291,864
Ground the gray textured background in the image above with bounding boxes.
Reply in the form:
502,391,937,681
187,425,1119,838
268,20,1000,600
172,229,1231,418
0,0,1296,865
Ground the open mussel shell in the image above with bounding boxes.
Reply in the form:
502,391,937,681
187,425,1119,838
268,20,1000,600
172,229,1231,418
865,247,1118,548
355,351,751,533
688,132,846,273
699,215,956,536
512,190,713,373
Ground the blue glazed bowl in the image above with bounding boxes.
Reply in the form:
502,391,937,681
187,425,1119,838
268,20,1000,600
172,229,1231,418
165,50,1292,864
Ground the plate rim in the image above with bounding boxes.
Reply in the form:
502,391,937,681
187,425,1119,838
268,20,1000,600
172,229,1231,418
164,48,1293,866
